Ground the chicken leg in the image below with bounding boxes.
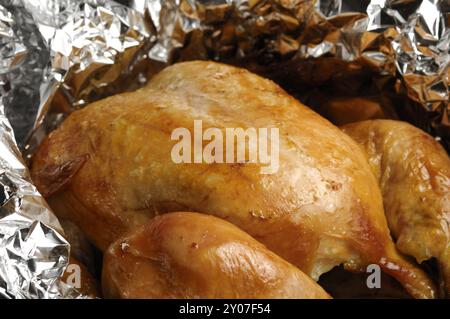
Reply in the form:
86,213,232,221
102,212,331,298
342,119,450,296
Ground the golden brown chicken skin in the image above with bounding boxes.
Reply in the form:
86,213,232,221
31,61,436,298
102,212,331,299
316,96,389,126
341,120,450,296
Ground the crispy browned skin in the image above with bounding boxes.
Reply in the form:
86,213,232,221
102,212,331,299
31,61,436,298
342,120,450,296
61,257,99,298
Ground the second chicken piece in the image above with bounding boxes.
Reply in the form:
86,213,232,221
102,212,331,299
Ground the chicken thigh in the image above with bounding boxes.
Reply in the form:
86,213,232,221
102,212,330,299
31,61,436,298
341,120,450,296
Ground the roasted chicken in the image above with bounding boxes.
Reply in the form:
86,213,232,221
102,212,330,298
31,61,436,298
341,120,450,296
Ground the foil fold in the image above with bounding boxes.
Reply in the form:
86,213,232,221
0,3,80,299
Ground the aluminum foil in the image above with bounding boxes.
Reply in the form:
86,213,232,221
0,3,81,299
0,0,448,299
24,0,153,157
25,0,450,154
1,0,49,150
134,0,450,149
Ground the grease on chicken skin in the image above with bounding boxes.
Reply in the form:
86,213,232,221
102,212,331,299
341,119,450,296
31,61,436,298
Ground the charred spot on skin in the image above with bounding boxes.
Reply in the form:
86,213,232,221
34,154,89,198
191,242,199,249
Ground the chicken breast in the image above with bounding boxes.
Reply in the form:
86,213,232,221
31,61,436,298
341,119,450,296
102,212,330,298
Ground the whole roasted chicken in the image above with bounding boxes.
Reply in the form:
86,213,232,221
31,61,436,298
102,212,330,299
342,120,450,296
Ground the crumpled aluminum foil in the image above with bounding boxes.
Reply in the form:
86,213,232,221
134,0,450,149
26,0,450,155
24,0,153,157
0,3,81,299
0,0,448,299
1,0,49,150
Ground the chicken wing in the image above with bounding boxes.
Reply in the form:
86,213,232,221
31,61,436,298
102,212,330,298
318,96,389,126
341,119,450,296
